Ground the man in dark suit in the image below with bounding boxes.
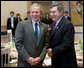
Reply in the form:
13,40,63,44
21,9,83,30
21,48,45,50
43,12,53,28
64,11,71,21
24,11,31,20
15,3,48,67
47,3,77,67
7,11,16,36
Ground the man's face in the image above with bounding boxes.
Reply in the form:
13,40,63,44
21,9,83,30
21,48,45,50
17,15,20,18
50,7,63,22
27,13,30,17
30,6,41,22
10,13,14,17
65,13,68,16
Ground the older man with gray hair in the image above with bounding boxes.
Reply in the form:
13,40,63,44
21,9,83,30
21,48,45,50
15,3,48,67
47,3,77,67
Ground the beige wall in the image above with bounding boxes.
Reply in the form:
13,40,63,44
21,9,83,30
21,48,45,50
1,1,31,27
1,1,69,28
32,1,69,17
32,1,51,17
54,1,69,15
62,1,69,13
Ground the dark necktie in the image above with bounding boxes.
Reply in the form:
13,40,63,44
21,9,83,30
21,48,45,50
50,22,56,37
48,22,56,47
35,23,38,46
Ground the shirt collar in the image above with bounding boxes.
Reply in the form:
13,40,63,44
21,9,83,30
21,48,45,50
65,16,67,18
11,16,14,18
55,16,63,27
32,20,39,26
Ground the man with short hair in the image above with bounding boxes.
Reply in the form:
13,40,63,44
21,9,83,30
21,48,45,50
24,11,31,20
64,11,71,21
7,11,16,36
15,3,48,67
47,3,77,67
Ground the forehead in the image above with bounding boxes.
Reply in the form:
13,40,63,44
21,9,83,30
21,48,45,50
50,6,58,11
65,12,68,14
31,6,40,11
10,13,14,14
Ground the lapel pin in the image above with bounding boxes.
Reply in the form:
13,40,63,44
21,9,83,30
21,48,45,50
57,27,58,29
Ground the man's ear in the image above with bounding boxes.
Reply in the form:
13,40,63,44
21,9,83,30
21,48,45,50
60,11,64,15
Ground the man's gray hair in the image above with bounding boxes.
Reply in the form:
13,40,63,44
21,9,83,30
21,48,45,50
30,3,43,12
50,3,64,12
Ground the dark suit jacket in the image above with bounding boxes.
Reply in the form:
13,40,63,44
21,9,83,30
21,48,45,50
7,17,16,29
50,16,77,67
7,17,17,36
67,16,71,21
15,20,48,67
43,17,53,26
24,17,31,20
24,17,28,20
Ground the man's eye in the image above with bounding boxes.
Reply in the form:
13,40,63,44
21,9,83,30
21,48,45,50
32,12,34,13
50,11,55,13
32,12,39,14
35,12,39,13
51,11,56,14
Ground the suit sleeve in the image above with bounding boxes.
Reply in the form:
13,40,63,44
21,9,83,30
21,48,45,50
39,26,48,60
52,23,75,55
15,22,30,61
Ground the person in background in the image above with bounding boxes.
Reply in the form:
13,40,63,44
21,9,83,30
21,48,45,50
47,3,77,67
40,11,44,23
14,13,22,31
64,11,71,21
7,11,16,36
15,3,48,67
43,12,53,28
24,11,31,20
16,13,22,22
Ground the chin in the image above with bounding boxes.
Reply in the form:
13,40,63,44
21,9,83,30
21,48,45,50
33,19,37,22
52,19,56,22
35,18,39,21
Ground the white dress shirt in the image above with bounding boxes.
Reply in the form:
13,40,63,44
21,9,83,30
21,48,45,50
11,17,14,28
55,16,63,28
32,20,40,35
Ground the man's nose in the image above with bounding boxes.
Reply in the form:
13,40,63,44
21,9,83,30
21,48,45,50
33,12,37,15
50,13,54,16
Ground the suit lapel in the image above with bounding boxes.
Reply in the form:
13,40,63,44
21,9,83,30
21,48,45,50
29,20,36,47
37,22,43,46
51,16,65,38
29,20,44,47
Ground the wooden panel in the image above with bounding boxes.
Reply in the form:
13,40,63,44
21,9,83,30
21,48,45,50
1,26,7,31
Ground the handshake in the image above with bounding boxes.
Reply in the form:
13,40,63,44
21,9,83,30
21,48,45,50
26,57,41,65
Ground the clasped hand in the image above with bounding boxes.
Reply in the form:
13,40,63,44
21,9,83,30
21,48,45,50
27,57,41,65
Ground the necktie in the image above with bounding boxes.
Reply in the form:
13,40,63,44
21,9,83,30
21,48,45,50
50,22,56,37
35,23,38,46
48,22,56,47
